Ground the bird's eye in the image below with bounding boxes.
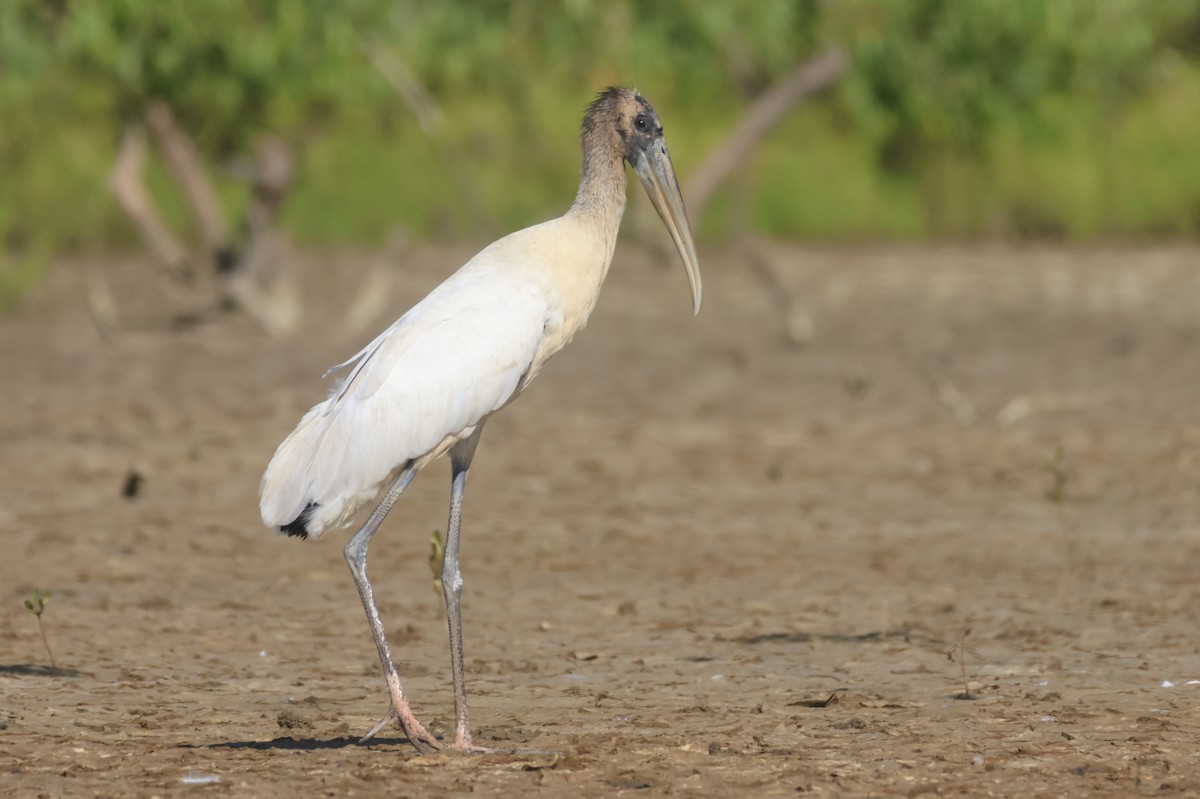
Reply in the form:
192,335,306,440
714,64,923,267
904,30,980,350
634,115,650,132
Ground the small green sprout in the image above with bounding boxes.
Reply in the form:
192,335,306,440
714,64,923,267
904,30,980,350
23,589,56,668
947,628,973,700
1045,446,1069,503
428,530,445,598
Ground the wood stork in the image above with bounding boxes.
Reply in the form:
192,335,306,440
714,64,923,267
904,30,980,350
260,87,701,754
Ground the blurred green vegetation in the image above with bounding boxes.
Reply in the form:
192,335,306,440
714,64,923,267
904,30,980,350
2,0,1200,300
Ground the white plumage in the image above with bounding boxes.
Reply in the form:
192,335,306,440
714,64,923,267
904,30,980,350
261,243,551,536
257,87,700,754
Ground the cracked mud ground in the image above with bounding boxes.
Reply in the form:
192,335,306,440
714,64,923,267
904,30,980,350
2,244,1198,797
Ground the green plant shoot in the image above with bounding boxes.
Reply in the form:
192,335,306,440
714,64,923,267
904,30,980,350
429,529,446,598
23,588,56,669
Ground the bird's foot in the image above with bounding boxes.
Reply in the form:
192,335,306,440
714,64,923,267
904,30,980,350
359,704,442,754
448,744,495,755
445,732,494,755
447,737,558,756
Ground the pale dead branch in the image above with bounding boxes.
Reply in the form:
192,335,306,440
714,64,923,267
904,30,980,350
633,48,849,347
343,230,412,338
360,40,499,239
144,100,231,260
744,237,814,347
686,47,849,221
220,136,301,337
922,362,980,425
84,272,121,338
108,123,190,277
221,229,300,337
996,394,1100,427
359,39,446,135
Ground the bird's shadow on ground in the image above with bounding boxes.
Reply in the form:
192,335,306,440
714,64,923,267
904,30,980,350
190,736,415,751
192,737,562,757
731,628,945,646
0,664,84,678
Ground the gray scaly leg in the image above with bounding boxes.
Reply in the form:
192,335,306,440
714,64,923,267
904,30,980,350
443,427,486,752
344,464,441,753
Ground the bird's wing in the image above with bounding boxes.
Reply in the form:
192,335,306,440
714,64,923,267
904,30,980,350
260,266,551,535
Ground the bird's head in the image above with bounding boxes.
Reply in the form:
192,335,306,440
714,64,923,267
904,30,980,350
583,87,702,315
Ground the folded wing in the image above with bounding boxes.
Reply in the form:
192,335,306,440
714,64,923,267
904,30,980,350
260,267,549,538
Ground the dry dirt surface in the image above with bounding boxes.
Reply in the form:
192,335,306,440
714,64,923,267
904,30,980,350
2,243,1199,798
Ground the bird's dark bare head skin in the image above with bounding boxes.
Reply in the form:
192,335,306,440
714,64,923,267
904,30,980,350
581,86,663,167
576,85,702,313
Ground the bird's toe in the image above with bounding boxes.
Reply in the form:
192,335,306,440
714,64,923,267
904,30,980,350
359,705,443,754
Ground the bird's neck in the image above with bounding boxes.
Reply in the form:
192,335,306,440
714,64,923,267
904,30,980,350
532,139,626,347
568,141,627,249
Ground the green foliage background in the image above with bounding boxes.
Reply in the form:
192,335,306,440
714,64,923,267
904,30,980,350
3,0,1200,293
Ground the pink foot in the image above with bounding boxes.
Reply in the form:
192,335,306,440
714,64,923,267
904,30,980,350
446,734,494,755
359,705,441,754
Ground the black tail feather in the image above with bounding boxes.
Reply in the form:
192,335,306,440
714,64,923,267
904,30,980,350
281,503,319,539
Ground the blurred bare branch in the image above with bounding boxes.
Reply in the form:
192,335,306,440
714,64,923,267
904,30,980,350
686,47,849,221
631,48,848,348
996,393,1099,427
108,124,189,277
221,136,301,337
221,229,301,338
743,237,815,348
343,230,412,339
360,38,499,239
144,100,231,262
84,272,121,338
922,361,980,425
359,39,446,135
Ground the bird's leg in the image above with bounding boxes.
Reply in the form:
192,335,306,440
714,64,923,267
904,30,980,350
343,463,441,754
443,427,486,752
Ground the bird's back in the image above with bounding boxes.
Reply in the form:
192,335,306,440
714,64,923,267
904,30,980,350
259,253,552,538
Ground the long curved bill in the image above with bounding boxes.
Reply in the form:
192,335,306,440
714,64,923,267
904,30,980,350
632,143,702,314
